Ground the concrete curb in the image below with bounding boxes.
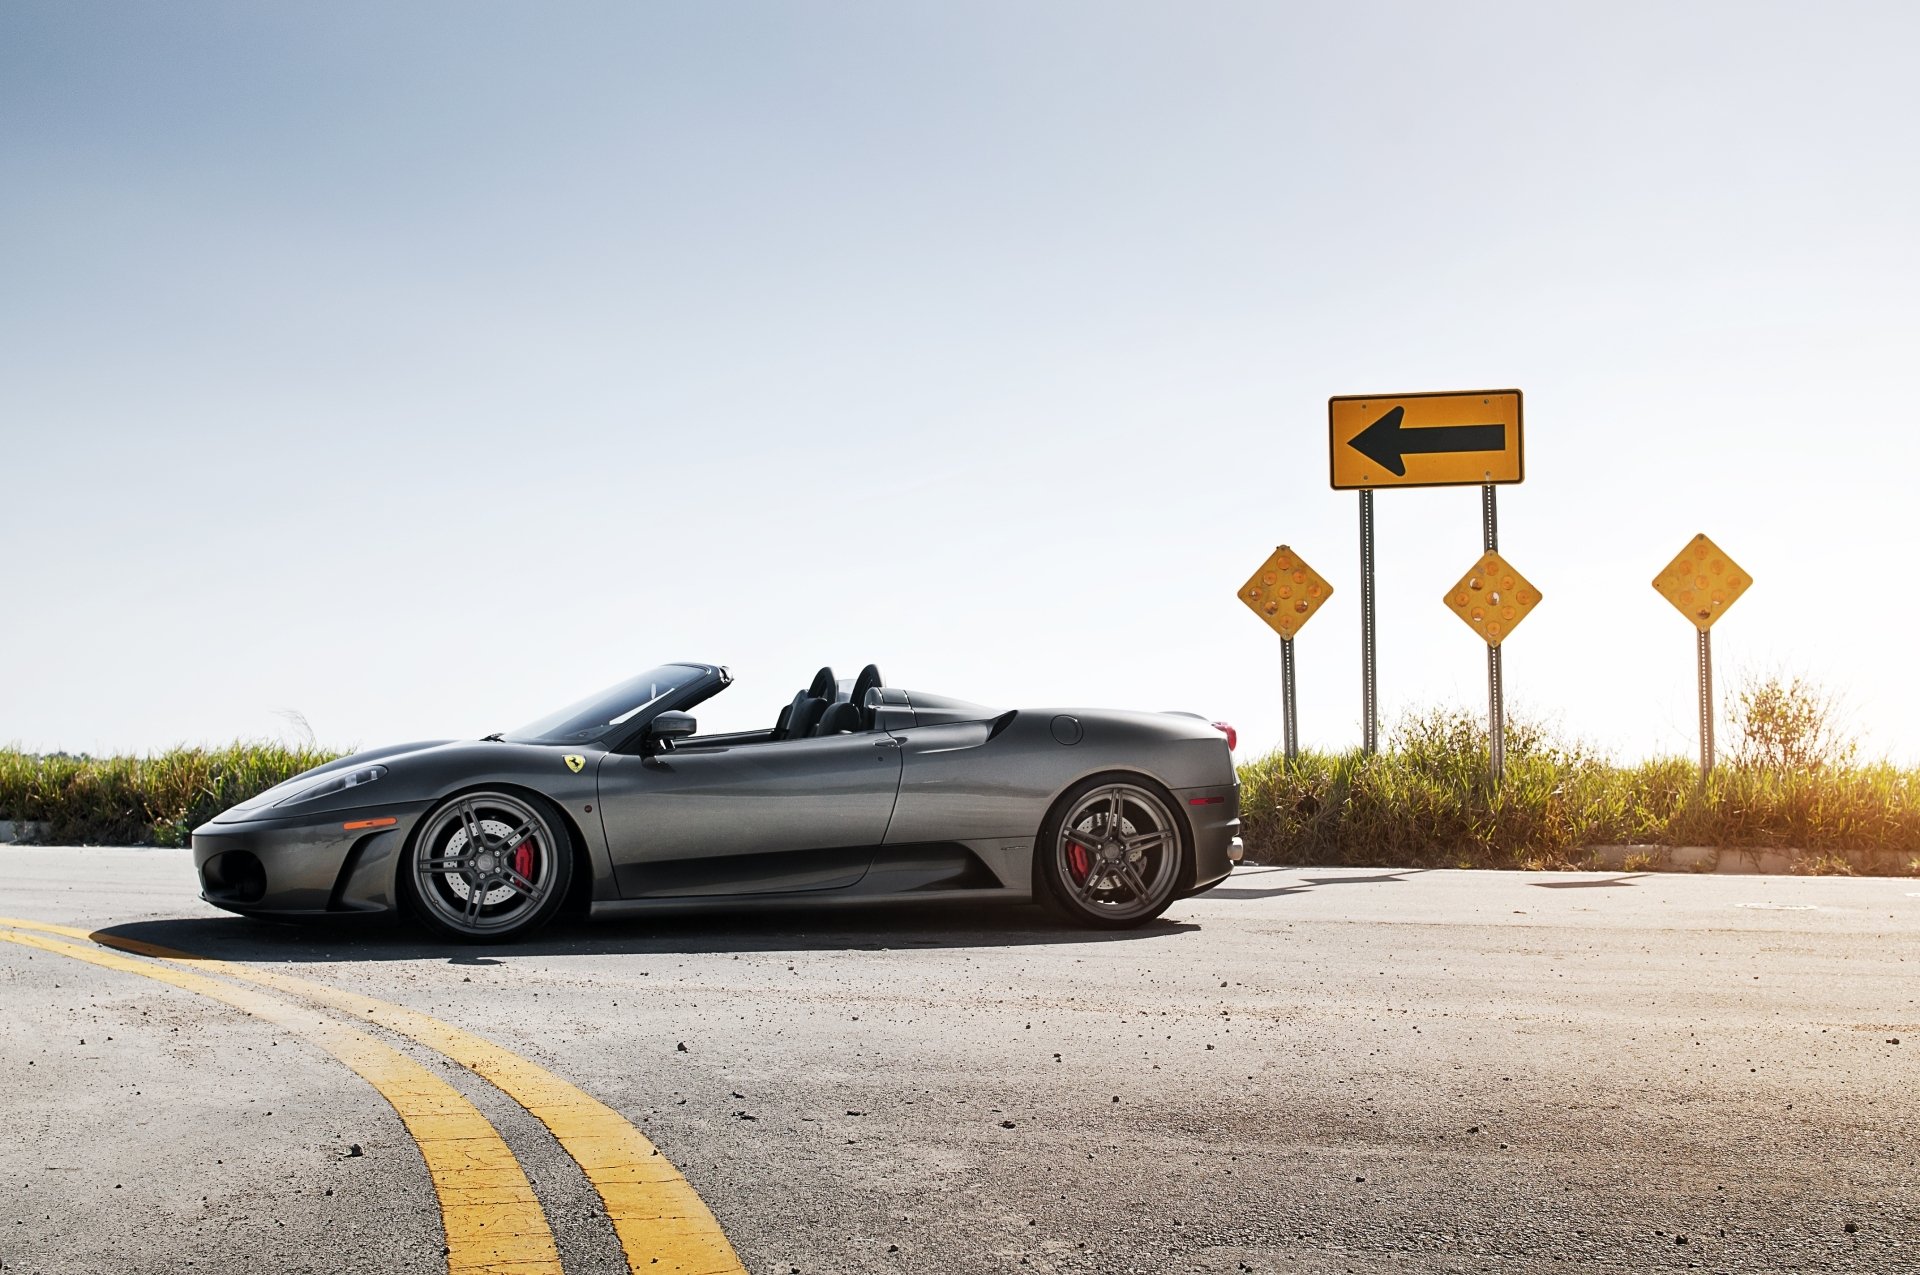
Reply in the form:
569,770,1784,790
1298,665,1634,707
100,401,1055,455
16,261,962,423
1237,846,1920,878
1581,844,1917,877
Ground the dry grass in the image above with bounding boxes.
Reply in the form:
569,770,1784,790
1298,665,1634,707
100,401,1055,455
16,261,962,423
0,744,339,846
7,693,1918,871
1236,708,1920,873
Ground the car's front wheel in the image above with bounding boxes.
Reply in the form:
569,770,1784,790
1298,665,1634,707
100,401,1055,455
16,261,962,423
403,790,573,943
1036,775,1188,928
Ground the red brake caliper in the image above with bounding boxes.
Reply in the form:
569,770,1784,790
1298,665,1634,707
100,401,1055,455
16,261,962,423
1067,838,1090,883
512,839,534,882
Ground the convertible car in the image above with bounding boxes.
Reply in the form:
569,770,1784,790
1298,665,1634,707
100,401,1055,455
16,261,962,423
192,663,1242,942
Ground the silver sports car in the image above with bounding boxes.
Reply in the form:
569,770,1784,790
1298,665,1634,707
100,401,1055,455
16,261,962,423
191,663,1243,942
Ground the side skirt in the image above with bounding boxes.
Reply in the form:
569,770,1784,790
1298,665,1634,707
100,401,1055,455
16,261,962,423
587,885,1034,919
595,840,1037,915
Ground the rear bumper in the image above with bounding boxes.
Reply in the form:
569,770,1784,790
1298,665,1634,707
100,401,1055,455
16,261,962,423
190,803,429,916
1174,781,1240,896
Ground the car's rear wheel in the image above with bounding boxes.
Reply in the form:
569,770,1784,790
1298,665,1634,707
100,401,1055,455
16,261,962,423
1037,775,1188,928
403,790,572,943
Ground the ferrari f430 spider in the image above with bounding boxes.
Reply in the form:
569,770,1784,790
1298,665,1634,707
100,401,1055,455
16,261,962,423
192,663,1241,941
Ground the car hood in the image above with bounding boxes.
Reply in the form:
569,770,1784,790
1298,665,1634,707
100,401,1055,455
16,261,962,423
213,739,459,822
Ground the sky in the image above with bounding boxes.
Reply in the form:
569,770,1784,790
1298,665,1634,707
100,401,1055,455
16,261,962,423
3,1,1918,762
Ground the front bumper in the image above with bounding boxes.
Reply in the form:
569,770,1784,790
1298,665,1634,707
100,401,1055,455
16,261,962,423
191,802,430,916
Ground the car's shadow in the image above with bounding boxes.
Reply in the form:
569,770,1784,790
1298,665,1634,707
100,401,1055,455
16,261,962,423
1531,873,1650,889
95,903,1199,963
1202,864,1429,899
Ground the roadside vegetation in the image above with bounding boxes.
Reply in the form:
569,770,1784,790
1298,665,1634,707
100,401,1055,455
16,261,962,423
0,743,337,847
1239,676,1919,873
3,676,1915,870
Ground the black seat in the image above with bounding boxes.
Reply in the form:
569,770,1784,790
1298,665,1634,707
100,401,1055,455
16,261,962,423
811,702,863,736
849,664,883,727
773,667,837,740
785,694,829,739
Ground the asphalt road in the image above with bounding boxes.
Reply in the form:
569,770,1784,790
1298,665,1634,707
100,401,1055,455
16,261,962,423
4,848,1918,1275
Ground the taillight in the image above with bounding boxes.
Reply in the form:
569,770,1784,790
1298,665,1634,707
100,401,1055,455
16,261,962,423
1211,721,1237,751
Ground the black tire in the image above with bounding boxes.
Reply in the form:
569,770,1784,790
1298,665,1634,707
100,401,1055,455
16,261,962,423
401,789,574,944
1035,773,1191,929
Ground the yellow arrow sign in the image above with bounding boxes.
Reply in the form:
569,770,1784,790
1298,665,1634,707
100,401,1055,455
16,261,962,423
1238,545,1333,639
1653,534,1750,630
1330,389,1523,490
1443,551,1541,646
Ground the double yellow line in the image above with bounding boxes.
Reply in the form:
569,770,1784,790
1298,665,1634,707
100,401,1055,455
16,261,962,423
0,917,746,1275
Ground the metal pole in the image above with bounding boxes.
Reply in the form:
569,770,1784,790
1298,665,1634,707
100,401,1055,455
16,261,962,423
1359,490,1377,754
1698,627,1715,783
1281,636,1299,764
1483,483,1504,785
1488,646,1505,784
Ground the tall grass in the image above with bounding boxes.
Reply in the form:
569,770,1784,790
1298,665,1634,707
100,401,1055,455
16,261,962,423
6,699,1919,870
0,744,339,846
1236,709,1920,872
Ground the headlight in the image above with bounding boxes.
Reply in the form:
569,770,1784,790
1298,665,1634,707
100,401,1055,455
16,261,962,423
273,764,388,807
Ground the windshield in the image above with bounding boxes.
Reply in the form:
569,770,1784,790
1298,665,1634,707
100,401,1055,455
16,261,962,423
504,665,708,744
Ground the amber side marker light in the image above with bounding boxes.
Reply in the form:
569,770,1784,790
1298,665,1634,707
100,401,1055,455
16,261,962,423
342,817,398,831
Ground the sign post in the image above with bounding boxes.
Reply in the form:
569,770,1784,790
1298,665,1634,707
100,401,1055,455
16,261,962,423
1281,630,1299,762
1653,534,1751,783
1331,389,1525,755
1698,629,1714,779
1237,546,1334,764
1358,492,1377,753
1482,483,1503,779
1443,548,1542,784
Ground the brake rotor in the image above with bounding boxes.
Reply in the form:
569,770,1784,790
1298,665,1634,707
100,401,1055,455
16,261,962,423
1070,814,1135,884
444,818,522,906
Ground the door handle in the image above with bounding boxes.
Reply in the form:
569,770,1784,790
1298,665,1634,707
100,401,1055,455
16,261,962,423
873,738,902,748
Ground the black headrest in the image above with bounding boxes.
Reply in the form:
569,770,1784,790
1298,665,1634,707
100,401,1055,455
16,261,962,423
806,667,836,700
774,690,812,740
856,660,883,721
812,702,863,736
786,695,829,739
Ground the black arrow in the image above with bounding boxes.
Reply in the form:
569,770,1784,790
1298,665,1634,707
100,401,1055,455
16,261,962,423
1349,406,1506,477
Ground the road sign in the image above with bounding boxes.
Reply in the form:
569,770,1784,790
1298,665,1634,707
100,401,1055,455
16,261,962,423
1239,545,1332,766
1653,534,1750,630
1239,545,1333,638
1655,534,1750,783
1329,389,1523,490
1443,550,1541,646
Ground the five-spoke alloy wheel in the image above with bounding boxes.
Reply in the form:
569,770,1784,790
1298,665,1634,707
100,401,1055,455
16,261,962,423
404,790,572,943
1037,776,1187,928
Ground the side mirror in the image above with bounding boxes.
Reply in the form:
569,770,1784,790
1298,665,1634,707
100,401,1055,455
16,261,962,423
646,711,698,752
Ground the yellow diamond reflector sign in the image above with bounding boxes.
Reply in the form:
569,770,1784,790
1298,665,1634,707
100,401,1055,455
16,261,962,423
1653,533,1750,630
1443,551,1541,647
1239,545,1333,639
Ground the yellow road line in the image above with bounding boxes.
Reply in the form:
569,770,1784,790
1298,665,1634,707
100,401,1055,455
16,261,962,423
0,925,561,1275
0,917,746,1275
